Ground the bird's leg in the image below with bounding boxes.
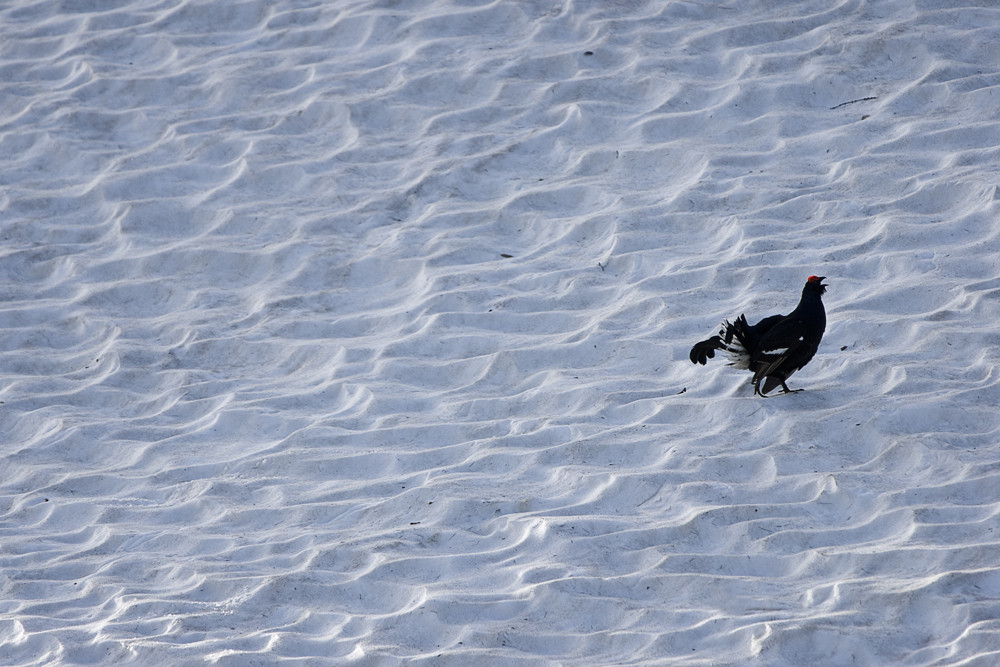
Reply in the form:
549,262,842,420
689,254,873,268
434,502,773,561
780,382,804,394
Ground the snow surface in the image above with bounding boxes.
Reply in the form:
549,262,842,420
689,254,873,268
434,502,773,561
2,0,1000,664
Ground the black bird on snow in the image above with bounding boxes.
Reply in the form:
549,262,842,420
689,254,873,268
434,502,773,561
689,275,828,396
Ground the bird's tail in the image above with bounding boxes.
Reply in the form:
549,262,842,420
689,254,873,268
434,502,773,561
689,336,725,365
690,315,752,366
720,315,753,369
728,315,753,348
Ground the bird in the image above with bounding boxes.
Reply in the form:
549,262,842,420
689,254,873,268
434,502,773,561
689,275,828,396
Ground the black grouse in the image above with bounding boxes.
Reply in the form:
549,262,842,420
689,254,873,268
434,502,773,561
689,275,828,396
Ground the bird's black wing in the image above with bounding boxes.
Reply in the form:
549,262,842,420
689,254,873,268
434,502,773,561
749,316,814,383
746,314,785,340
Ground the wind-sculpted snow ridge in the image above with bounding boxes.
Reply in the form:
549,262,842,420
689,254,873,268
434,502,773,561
2,0,1000,664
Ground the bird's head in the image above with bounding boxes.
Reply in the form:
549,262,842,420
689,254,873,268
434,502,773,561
806,275,827,295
